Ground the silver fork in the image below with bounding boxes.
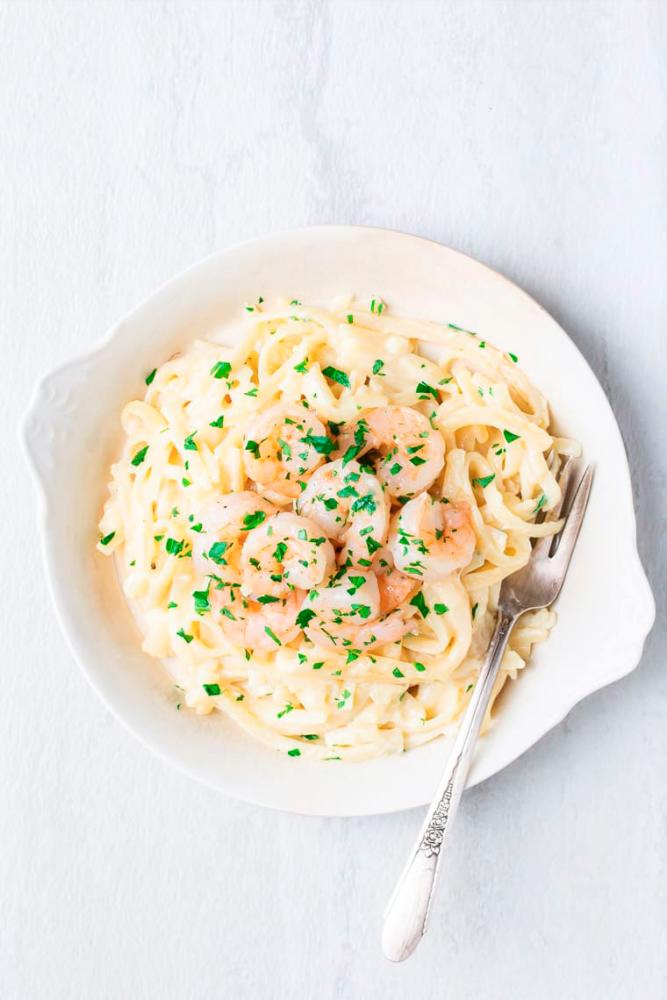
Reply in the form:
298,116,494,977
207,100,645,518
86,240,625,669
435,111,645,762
382,462,593,963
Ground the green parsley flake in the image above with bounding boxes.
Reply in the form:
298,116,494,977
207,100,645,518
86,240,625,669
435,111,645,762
322,365,351,388
434,603,449,615
209,415,225,428
258,595,280,604
203,682,221,695
409,591,430,618
372,359,384,375
392,667,405,678
100,531,116,546
165,538,184,556
245,439,260,457
346,314,353,324
177,628,193,644
472,603,479,620
503,429,520,443
534,493,548,514
296,608,316,629
294,358,309,374
414,662,426,672
131,445,148,467
243,511,267,530
193,588,211,615
302,734,319,741
508,352,519,363
301,433,335,455
210,361,231,379
287,748,301,757
208,540,229,564
264,626,282,646
416,381,439,401
472,473,496,488
145,368,157,386
183,433,198,451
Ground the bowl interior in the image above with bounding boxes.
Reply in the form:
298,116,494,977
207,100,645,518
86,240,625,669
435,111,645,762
24,227,654,815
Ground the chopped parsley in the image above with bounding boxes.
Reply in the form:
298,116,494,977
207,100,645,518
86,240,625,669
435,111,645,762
508,352,519,363
392,667,405,678
472,473,496,488
257,595,280,604
416,381,439,401
242,511,267,530
372,359,384,375
210,361,231,379
209,415,225,428
346,314,353,324
183,432,198,451
245,439,261,457
293,358,309,374
301,433,335,456
177,628,193,644
145,368,157,386
434,603,449,615
202,682,221,695
534,493,548,514
296,608,316,629
193,588,211,615
322,365,351,388
472,603,479,620
100,531,115,546
409,591,430,618
208,540,229,564
264,626,282,646
165,538,184,556
503,429,520,443
273,541,288,562
131,445,148,466
287,748,301,757
414,662,426,672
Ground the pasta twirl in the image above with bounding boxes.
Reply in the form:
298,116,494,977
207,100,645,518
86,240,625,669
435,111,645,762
98,300,580,761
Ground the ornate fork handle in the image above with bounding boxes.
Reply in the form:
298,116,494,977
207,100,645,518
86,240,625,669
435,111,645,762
382,609,516,962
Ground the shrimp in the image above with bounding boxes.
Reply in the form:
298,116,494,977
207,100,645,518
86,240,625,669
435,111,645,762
377,564,419,615
345,406,445,498
300,569,413,652
209,581,303,651
243,403,331,503
295,458,389,565
389,494,475,582
240,512,336,600
192,491,277,577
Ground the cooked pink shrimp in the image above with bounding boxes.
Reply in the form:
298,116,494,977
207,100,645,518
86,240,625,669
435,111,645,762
296,458,389,565
209,582,303,651
342,406,445,498
240,511,336,600
192,491,277,577
389,494,475,581
299,569,412,652
243,403,330,502
376,565,419,615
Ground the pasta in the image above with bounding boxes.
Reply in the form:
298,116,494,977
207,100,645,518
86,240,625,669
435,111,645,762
97,299,580,761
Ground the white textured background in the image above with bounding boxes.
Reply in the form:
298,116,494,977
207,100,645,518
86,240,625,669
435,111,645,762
2,2,665,998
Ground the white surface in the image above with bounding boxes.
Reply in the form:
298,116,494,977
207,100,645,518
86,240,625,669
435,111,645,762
2,0,665,997
23,225,654,816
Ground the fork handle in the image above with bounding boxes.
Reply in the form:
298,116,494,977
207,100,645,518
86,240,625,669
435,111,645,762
382,609,517,962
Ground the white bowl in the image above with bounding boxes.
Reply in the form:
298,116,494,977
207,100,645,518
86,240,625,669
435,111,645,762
22,227,655,816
